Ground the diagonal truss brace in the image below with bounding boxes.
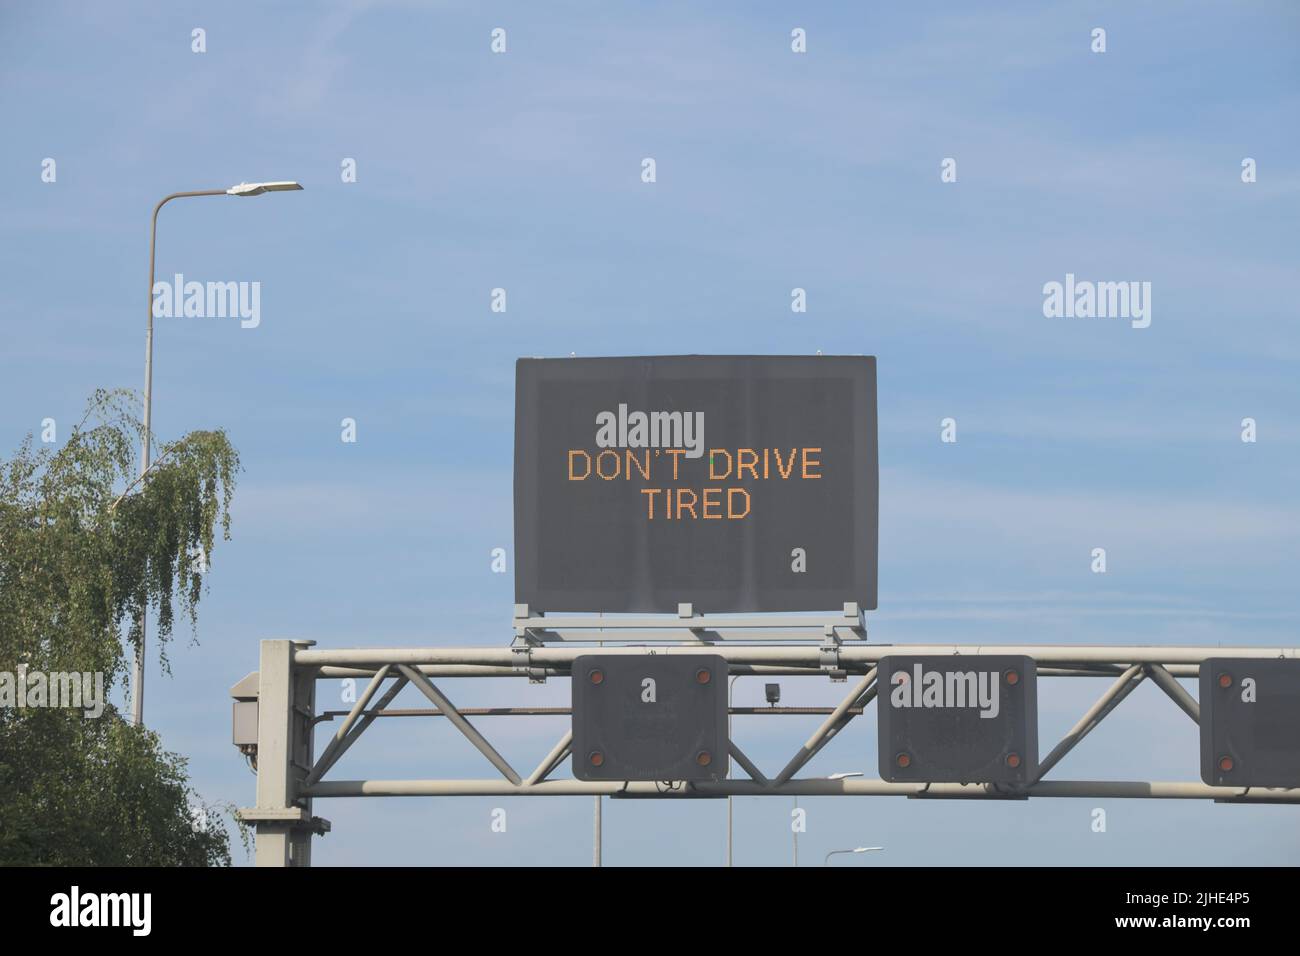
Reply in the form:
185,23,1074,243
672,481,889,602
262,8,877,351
774,668,878,784
397,664,523,786
525,731,573,786
1031,664,1145,784
306,666,407,787
1144,663,1201,723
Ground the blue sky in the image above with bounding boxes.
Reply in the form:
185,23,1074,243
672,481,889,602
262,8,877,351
2,0,1298,865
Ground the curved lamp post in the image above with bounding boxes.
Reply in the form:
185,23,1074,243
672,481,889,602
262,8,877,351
793,771,863,867
132,181,303,726
825,846,884,866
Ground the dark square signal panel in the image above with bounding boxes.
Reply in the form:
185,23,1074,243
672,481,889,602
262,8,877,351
571,654,728,782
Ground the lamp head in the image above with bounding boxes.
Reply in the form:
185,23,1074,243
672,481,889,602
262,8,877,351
227,181,303,197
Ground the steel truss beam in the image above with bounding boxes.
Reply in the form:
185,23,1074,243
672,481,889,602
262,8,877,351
288,643,1300,801
295,644,1296,668
240,640,1300,866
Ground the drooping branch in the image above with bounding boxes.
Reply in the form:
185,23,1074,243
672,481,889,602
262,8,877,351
0,389,240,681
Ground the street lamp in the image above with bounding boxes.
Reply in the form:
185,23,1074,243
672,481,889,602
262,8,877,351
794,771,863,866
825,846,884,866
226,181,303,196
131,180,303,727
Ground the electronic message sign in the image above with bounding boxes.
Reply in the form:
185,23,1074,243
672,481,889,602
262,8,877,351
877,655,1038,785
1200,658,1300,788
571,654,728,782
514,355,878,614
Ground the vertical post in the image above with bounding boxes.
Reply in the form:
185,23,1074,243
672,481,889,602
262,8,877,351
792,795,799,867
130,200,161,728
289,647,317,865
595,632,603,868
252,639,319,866
726,674,739,867
254,640,293,866
131,188,230,726
726,795,733,867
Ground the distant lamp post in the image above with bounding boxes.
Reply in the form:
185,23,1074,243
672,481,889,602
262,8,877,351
132,180,303,727
795,771,863,867
825,846,884,866
729,676,776,866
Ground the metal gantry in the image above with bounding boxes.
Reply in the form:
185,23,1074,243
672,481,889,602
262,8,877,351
234,605,1300,866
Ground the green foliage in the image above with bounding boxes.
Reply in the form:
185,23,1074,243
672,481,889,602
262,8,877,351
0,705,232,866
0,388,239,677
0,389,242,865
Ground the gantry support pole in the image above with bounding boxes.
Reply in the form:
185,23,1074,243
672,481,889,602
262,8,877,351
240,639,330,867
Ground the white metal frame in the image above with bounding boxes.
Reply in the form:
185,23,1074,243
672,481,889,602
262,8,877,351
236,633,1300,866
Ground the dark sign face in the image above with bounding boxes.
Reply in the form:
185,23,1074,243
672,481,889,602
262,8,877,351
1201,658,1300,788
514,355,878,613
877,656,1038,785
571,655,728,782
